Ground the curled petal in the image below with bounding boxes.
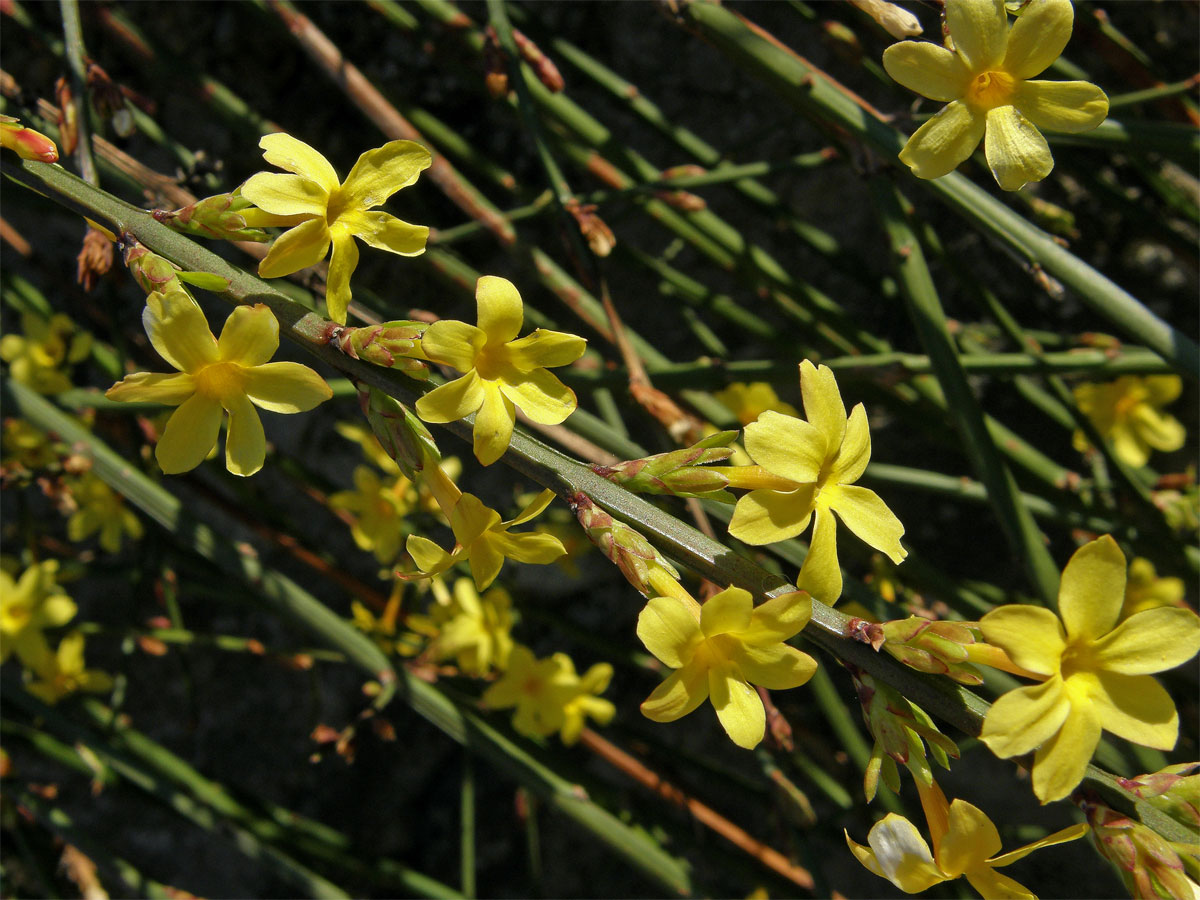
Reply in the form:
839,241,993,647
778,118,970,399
106,371,195,405
637,596,702,668
946,0,1008,71
224,393,266,477
829,484,906,563
156,394,222,474
984,105,1053,191
325,230,359,325
421,320,486,372
899,101,986,181
727,485,816,546
243,362,332,413
498,368,577,425
240,172,328,218
505,329,587,370
882,41,973,102
796,506,841,605
988,822,1089,868
1031,700,1102,803
415,371,485,423
1089,671,1178,750
1058,535,1125,643
218,304,278,367
709,661,764,749
979,677,1070,758
744,410,827,483
258,132,339,193
1013,81,1108,134
641,665,709,723
731,643,816,691
347,210,429,257
476,275,525,345
338,139,431,209
257,218,331,279
472,383,516,466
1003,0,1074,80
700,586,754,638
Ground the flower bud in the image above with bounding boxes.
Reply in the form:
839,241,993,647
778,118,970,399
568,492,680,598
1082,797,1196,900
0,115,58,163
358,385,440,481
153,193,273,242
122,238,230,296
333,322,430,379
848,0,922,39
850,615,984,685
1118,763,1200,831
76,227,114,292
592,431,736,500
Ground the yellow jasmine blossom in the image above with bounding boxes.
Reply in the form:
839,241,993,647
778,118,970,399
427,577,516,675
979,536,1200,803
846,778,1087,897
726,361,907,604
1120,558,1186,621
1072,375,1186,468
240,133,431,324
65,472,143,553
2,418,60,471
882,0,1109,190
106,291,333,476
24,631,114,705
0,560,77,666
416,276,587,465
481,644,576,740
406,490,566,591
714,382,799,426
329,466,417,565
637,585,816,749
558,659,616,745
0,312,92,394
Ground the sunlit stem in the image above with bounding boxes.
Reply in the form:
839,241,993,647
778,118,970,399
710,465,801,492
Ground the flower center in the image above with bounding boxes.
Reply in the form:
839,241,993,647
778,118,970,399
474,343,510,381
966,70,1016,110
1059,641,1098,681
192,361,245,402
1,603,31,633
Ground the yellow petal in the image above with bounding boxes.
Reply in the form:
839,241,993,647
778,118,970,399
743,410,827,483
242,362,333,413
700,586,754,638
467,536,505,591
224,393,265,477
882,40,973,102
505,329,587,371
143,292,218,373
406,534,454,575
829,484,906,563
39,594,78,627
979,605,1064,675
1110,420,1150,468
800,361,846,450
156,394,222,474
963,866,1036,900
1058,535,1125,643
451,493,503,545
863,813,946,893
1092,606,1200,674
1130,404,1186,453
325,230,359,325
491,531,566,566
641,664,709,722
217,304,278,367
472,383,515,466
337,139,431,209
898,101,986,180
845,829,889,882
420,320,486,372
637,596,703,668
984,105,1053,191
506,488,557,527
1012,81,1108,134
796,506,842,605
476,275,524,345
1144,375,1182,407
727,485,816,546
741,590,811,643
731,643,817,691
415,371,486,424
708,660,764,749
979,677,1070,758
349,210,429,257
1089,671,1178,750
240,172,329,218
946,0,1008,71
257,218,331,279
831,403,871,484
936,800,1001,877
1031,700,1101,803
498,368,577,425
1002,0,1074,79
106,371,196,405
258,132,339,193
987,822,1089,868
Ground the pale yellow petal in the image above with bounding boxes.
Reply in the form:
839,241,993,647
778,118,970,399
217,304,278,367
1031,700,1101,803
467,536,506,591
796,506,841,605
156,394,222,474
143,292,218,373
979,677,1070,758
641,664,709,722
451,493,502,545
709,661,764,749
472,382,515,466
964,867,1036,900
864,814,946,893
505,329,587,371
1143,375,1182,407
740,591,811,644
498,368,577,425
731,643,817,691
637,596,702,668
727,485,816,546
979,604,1064,675
224,393,266,477
106,372,195,405
984,105,1053,191
828,484,906,563
506,488,557,527
700,586,754,638
240,172,329,218
1088,671,1178,750
1092,606,1200,674
420,320,486,372
324,229,359,325
415,371,485,424
258,132,339,193
1058,535,1125,643
898,101,986,180
1012,81,1109,134
882,40,973,101
406,534,455,575
946,0,1008,71
1110,420,1150,468
337,139,431,210
800,361,846,450
257,218,331,279
476,275,524,345
1130,404,1186,453
1003,0,1074,79
743,410,827,483
491,530,566,567
936,800,1001,876
347,210,428,257
242,362,332,413
831,403,871,484
987,822,1089,868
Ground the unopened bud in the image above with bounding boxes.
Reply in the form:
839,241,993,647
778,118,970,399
821,20,863,65
654,189,706,212
872,616,983,686
54,77,78,156
593,431,735,500
0,115,59,163
512,27,564,93
1082,797,1196,900
76,227,114,292
332,321,430,379
122,237,230,296
1118,763,1200,831
565,199,615,257
568,492,680,598
153,192,273,242
849,0,923,39
359,386,440,481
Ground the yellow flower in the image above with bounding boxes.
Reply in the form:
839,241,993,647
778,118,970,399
65,472,143,553
1121,557,1186,621
1072,375,1186,468
637,585,816,749
415,276,586,465
0,560,77,666
427,578,515,676
559,659,616,745
846,778,1087,897
979,536,1200,803
329,466,417,565
240,133,431,324
882,0,1108,190
106,291,333,476
405,490,566,591
24,631,114,705
0,312,92,394
726,360,907,604
714,382,798,426
1,418,60,471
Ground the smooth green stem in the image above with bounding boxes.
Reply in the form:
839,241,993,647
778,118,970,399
58,0,98,186
1108,76,1200,110
461,752,477,899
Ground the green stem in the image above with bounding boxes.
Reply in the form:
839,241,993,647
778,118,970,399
58,0,98,186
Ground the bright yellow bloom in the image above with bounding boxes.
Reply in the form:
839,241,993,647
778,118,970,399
0,560,77,666
1121,557,1186,621
415,276,586,465
24,631,114,705
558,659,616,745
714,382,798,426
65,472,143,553
846,778,1087,897
883,0,1108,190
240,133,431,324
727,360,906,604
329,466,417,565
980,536,1200,803
427,577,516,676
637,585,816,749
406,490,566,591
106,291,332,476
0,312,92,394
1072,375,1186,468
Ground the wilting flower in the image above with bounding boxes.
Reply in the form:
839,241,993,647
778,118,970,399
416,276,586,465
979,536,1200,803
847,777,1087,896
1073,375,1186,468
240,133,431,324
427,577,516,675
0,312,92,394
0,560,77,666
329,466,417,565
64,472,143,553
482,644,612,743
106,291,332,476
24,631,113,705
726,360,906,604
405,490,565,591
882,0,1109,190
637,585,816,749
